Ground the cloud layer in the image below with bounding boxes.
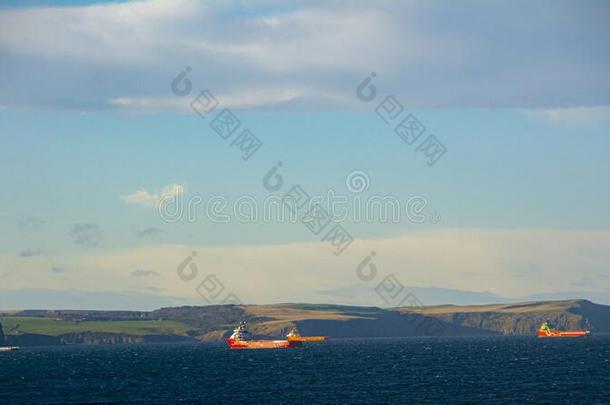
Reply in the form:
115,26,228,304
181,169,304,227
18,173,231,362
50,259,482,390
2,229,609,307
0,0,609,111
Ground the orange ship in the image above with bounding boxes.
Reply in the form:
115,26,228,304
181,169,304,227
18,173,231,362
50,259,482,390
538,321,590,338
226,322,326,349
287,328,326,343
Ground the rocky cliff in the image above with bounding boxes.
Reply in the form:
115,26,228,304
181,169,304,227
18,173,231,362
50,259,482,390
392,299,608,335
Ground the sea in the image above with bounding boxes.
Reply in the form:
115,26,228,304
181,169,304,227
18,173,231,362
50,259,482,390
1,336,609,404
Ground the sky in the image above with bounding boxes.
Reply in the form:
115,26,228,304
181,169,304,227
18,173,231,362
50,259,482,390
1,0,609,310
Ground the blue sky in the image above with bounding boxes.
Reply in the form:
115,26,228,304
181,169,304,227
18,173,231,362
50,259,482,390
1,0,609,309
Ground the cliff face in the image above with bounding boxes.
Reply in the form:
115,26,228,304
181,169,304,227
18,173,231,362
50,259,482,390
570,300,610,332
391,300,607,336
2,331,197,346
4,333,60,346
58,332,196,345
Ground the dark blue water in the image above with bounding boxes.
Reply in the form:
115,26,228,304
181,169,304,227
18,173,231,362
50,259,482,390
1,336,610,404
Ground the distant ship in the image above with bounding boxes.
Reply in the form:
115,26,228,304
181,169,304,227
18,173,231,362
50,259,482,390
0,346,19,352
226,322,325,349
538,321,589,338
287,328,326,343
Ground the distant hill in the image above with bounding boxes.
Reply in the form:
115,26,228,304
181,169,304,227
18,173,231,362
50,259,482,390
392,299,610,335
2,299,609,346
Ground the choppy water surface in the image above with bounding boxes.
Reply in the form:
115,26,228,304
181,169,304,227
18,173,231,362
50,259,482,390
1,336,610,403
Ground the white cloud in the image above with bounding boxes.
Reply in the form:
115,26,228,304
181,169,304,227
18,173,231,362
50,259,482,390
109,97,187,113
0,0,202,64
202,8,403,73
109,87,355,112
121,184,185,208
0,2,400,71
2,0,607,110
525,106,610,124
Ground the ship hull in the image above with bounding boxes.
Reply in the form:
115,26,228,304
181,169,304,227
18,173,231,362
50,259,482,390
287,336,326,343
227,338,301,349
538,330,589,338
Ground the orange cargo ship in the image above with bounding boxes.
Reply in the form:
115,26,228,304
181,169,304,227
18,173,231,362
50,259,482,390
538,321,589,338
227,322,326,349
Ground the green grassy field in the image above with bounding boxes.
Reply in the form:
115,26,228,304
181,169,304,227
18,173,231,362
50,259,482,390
0,317,192,336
